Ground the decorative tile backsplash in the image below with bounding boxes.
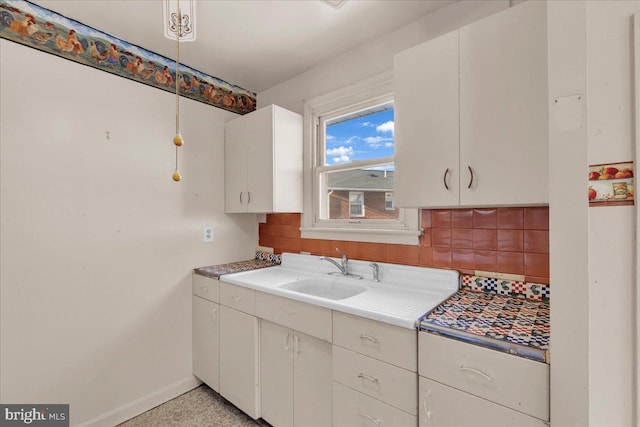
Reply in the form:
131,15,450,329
259,207,550,284
461,274,550,302
255,251,281,264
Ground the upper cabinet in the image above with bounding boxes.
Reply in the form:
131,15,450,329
394,1,548,208
225,104,303,213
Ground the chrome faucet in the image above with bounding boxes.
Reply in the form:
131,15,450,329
369,262,380,282
320,248,362,279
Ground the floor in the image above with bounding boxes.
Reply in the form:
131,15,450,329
118,385,270,427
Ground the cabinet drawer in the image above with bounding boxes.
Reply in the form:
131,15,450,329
419,332,549,421
333,382,416,427
333,346,417,415
333,311,417,371
255,292,331,342
419,376,547,426
220,282,255,315
192,274,219,303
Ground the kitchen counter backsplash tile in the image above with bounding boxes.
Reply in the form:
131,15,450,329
259,208,550,284
461,275,550,302
194,251,279,279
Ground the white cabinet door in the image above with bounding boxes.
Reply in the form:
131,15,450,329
394,30,460,208
260,320,294,427
219,305,260,419
224,118,249,213
293,331,332,427
459,0,548,206
245,107,274,212
192,295,219,392
260,321,332,427
419,377,547,427
224,105,303,213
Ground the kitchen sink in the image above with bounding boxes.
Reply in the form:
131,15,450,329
279,278,367,300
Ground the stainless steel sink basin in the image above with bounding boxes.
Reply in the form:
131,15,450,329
279,278,366,300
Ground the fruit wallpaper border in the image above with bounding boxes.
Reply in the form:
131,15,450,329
588,161,634,206
0,0,256,115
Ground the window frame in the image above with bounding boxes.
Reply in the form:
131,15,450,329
348,191,365,218
385,192,395,211
300,72,421,245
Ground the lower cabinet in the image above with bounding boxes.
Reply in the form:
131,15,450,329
260,320,332,427
418,332,549,426
192,274,220,392
192,295,219,392
333,382,416,427
419,377,546,427
332,312,418,427
219,304,260,419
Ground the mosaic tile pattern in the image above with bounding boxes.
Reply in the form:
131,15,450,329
194,256,277,280
255,251,282,264
461,274,550,302
421,289,550,351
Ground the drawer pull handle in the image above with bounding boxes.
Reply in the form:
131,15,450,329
467,166,474,189
358,334,381,344
443,168,450,190
211,308,218,324
284,332,290,352
358,411,381,426
231,295,241,302
459,366,492,382
423,389,432,422
357,373,379,384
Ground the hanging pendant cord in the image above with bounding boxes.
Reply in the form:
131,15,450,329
175,3,180,135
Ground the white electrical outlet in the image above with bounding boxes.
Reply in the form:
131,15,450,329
202,225,214,243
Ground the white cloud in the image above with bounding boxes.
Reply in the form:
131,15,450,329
327,146,353,164
360,121,375,128
326,135,335,141
376,121,394,135
385,142,394,148
363,136,393,148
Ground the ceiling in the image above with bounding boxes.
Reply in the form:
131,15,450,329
30,0,455,93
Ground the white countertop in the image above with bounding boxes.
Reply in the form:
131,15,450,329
220,253,459,329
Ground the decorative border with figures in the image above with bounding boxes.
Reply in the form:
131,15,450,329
0,0,256,115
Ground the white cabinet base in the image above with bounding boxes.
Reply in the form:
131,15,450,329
219,305,260,419
419,377,547,427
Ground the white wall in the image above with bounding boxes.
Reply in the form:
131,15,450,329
258,0,512,113
586,1,638,425
0,40,257,426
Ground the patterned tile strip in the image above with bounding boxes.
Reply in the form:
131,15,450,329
255,251,282,264
461,274,550,302
194,254,278,280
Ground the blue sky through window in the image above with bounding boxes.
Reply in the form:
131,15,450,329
325,108,394,167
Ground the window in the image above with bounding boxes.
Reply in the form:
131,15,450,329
349,192,364,217
385,192,394,210
300,72,421,245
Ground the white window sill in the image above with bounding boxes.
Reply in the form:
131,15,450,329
300,227,421,245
